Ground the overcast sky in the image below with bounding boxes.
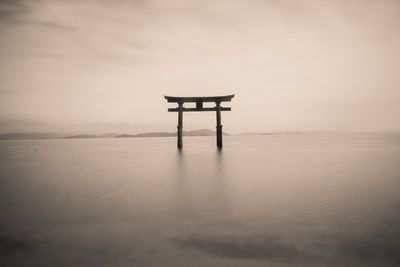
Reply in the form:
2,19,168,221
0,0,399,133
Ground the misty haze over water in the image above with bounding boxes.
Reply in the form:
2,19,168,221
1,133,399,267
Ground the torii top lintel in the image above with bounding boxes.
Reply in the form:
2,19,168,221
165,94,234,112
164,94,234,103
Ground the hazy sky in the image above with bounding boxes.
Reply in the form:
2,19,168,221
0,0,399,133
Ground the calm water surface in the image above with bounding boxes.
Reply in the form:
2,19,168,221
1,134,400,266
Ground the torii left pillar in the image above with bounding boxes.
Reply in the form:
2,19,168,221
177,101,183,149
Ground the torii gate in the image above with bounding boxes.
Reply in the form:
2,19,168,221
164,94,234,149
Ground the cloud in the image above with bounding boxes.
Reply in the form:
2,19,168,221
0,0,27,21
0,0,76,32
11,18,76,31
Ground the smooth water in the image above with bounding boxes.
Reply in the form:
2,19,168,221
1,134,399,266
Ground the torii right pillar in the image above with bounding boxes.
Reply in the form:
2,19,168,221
216,101,223,148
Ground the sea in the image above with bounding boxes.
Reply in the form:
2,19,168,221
1,133,399,267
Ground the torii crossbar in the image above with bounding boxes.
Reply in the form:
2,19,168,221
164,94,234,149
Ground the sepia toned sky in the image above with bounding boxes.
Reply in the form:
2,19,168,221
0,0,399,133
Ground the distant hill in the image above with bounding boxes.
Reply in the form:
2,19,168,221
115,132,175,138
238,131,303,136
185,129,230,136
59,133,119,139
61,134,98,139
115,129,229,138
0,132,66,140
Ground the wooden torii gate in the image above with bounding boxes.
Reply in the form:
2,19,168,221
164,94,234,149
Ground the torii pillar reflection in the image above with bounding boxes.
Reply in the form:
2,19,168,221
164,95,234,149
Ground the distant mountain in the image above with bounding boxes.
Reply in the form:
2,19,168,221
0,132,66,140
238,131,303,136
184,128,230,136
115,129,229,138
61,134,98,139
260,131,303,135
115,132,175,138
62,133,119,139
97,133,119,138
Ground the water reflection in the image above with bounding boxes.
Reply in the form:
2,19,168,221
173,149,189,215
172,148,229,217
214,148,228,213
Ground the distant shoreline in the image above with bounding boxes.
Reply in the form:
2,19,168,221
2,130,397,141
0,129,307,141
0,129,227,140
